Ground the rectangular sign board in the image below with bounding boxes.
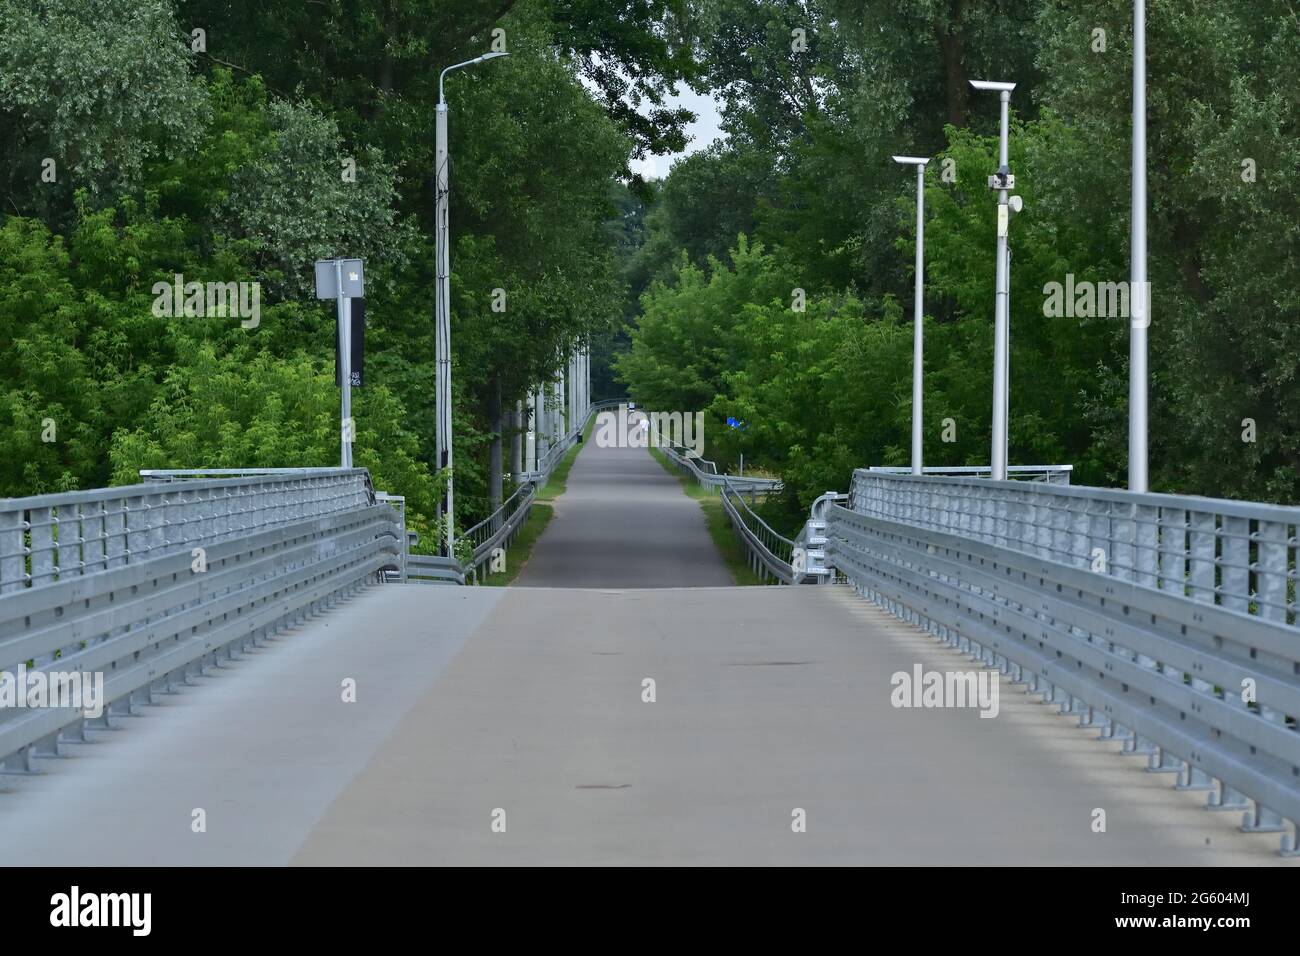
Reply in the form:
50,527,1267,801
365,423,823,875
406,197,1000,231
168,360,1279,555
314,258,366,299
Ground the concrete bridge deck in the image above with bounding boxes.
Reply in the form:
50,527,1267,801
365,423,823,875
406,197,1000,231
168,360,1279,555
0,579,1287,866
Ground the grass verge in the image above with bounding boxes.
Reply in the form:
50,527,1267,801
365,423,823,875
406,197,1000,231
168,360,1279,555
647,446,765,586
479,501,554,586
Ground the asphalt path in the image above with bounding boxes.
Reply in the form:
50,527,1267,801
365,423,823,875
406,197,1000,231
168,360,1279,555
513,413,732,588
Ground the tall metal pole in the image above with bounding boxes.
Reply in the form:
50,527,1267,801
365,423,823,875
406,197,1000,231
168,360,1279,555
912,164,926,475
971,80,1017,481
537,384,548,463
554,374,564,444
525,389,537,472
434,100,453,555
1005,245,1011,439
1129,0,1149,492
334,259,353,469
433,51,509,558
892,156,929,475
991,89,1011,481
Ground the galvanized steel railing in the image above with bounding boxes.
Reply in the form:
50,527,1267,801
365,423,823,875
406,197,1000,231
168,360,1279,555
866,464,1073,485
719,480,797,583
460,481,536,582
406,552,467,585
411,398,619,584
717,483,843,586
794,491,848,584
848,470,1297,615
0,469,403,771
655,441,797,582
828,469,1300,855
2,469,376,593
658,442,784,496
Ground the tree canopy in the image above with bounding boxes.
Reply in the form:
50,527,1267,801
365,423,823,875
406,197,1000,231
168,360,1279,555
616,0,1300,518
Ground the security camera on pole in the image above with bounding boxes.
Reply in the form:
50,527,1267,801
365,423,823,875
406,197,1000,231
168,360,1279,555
970,79,1024,481
434,48,509,557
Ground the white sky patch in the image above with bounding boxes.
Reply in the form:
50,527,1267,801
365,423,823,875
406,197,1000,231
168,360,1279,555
629,83,726,181
578,54,725,183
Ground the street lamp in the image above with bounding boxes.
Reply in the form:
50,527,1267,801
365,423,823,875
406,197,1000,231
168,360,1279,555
893,155,930,476
434,49,509,557
970,79,1017,481
1129,0,1149,492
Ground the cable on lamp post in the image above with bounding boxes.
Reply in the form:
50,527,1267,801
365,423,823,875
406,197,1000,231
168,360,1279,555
433,50,509,557
1129,0,1149,492
892,155,930,476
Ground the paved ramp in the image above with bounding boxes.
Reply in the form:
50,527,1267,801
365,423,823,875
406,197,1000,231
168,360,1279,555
1,583,1290,865
514,421,732,588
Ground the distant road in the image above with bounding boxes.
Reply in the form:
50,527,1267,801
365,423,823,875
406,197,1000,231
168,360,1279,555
513,415,732,588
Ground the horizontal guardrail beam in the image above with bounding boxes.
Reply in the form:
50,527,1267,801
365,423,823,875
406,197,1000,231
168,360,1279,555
657,442,783,496
0,468,402,772
827,469,1300,855
719,481,797,584
867,464,1073,485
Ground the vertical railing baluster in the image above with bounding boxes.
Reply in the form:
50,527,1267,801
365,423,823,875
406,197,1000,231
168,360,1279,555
1256,520,1288,624
0,507,24,594
1219,515,1249,613
1188,510,1216,604
1134,503,1159,588
1158,508,1187,595
30,506,56,587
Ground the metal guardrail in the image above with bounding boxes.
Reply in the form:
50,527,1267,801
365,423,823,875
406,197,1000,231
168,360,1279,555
374,492,409,582
406,553,466,585
410,398,619,585
460,482,536,582
0,469,403,771
827,469,1300,855
717,484,844,586
719,480,797,583
658,442,784,496
794,491,848,583
655,440,797,583
3,469,377,592
867,464,1073,485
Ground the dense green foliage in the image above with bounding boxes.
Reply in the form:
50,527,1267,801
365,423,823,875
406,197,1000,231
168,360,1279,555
2,0,1295,544
616,0,1300,516
0,0,700,547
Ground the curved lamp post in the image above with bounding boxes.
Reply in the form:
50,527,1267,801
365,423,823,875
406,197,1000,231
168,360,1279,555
434,50,509,556
970,79,1017,481
893,155,930,475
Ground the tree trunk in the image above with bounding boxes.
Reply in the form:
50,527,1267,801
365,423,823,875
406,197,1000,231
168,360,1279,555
939,0,969,128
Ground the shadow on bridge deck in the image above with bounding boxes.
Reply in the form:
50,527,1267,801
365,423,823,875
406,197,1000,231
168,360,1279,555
1,583,1289,865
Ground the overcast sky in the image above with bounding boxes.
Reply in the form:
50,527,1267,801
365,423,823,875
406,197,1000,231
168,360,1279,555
629,84,726,181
